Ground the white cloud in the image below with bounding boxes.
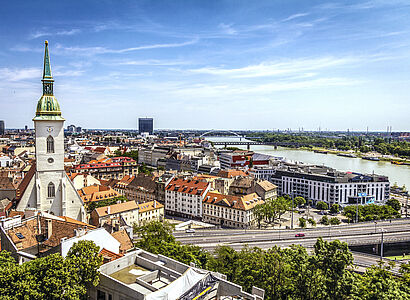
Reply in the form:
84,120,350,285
0,67,41,81
53,39,199,56
187,57,358,78
30,29,81,39
282,13,310,22
218,23,238,35
114,59,192,66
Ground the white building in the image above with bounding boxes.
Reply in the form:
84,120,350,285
271,165,390,206
0,155,13,168
15,41,85,221
90,200,164,227
165,177,210,219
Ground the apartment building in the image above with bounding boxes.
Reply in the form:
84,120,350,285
72,157,138,180
90,200,164,227
165,177,210,219
202,192,264,229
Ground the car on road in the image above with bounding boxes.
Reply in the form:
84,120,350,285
295,233,305,237
185,228,196,233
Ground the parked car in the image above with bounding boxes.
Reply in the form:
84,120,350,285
185,228,196,233
295,233,305,237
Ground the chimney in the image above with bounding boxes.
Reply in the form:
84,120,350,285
46,219,52,239
107,206,111,215
154,200,157,208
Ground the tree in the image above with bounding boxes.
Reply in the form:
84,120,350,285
207,246,239,281
330,217,341,225
134,220,176,252
66,240,103,289
0,241,102,300
320,215,329,225
387,198,401,212
134,220,211,269
294,196,306,207
316,201,329,211
352,264,409,299
87,195,128,212
299,217,307,228
330,204,340,214
311,238,354,299
308,218,316,227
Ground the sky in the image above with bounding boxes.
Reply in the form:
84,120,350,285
0,0,410,131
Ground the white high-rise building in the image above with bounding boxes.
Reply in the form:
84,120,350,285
16,41,85,221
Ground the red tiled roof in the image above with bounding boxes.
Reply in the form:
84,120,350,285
99,247,123,263
15,163,36,200
166,177,209,196
217,169,248,178
111,230,134,253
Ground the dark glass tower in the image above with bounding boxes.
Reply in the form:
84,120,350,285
138,118,153,134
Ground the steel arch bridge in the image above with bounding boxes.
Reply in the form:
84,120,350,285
199,130,242,138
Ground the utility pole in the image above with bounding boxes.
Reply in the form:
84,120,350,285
406,193,409,219
291,189,295,230
380,230,384,260
356,195,359,223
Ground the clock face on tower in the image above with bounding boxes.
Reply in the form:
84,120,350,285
47,127,54,133
48,157,54,164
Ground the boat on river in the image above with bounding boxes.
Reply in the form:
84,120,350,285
362,156,380,161
337,153,357,158
314,150,328,154
391,160,410,165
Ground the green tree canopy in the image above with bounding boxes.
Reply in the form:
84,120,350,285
330,204,340,214
0,240,102,300
294,196,306,207
387,198,401,212
316,201,329,211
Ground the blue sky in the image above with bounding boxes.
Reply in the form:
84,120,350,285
0,0,410,131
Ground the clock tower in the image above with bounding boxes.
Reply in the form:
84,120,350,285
17,41,85,221
33,40,65,173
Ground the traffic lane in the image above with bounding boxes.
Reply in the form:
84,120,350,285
195,231,410,252
175,224,410,245
173,218,410,238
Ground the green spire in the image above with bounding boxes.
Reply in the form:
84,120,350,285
43,40,53,80
33,41,64,121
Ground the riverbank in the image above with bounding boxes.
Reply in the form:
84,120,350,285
207,136,410,189
255,142,410,165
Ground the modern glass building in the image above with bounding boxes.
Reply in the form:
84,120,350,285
138,117,153,134
0,120,4,135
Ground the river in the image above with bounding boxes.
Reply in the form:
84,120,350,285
206,136,410,188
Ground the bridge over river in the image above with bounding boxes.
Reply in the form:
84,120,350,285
211,140,319,150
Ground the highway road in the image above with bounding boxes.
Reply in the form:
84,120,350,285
175,219,410,249
173,219,410,274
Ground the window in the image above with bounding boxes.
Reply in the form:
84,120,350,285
97,290,106,300
48,182,55,198
47,136,54,153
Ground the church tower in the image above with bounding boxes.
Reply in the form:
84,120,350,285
32,40,66,215
16,41,85,221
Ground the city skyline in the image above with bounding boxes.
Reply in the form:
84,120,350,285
1,1,410,130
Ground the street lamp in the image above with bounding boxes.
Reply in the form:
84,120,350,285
380,228,386,261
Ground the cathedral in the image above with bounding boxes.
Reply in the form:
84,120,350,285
15,41,86,221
